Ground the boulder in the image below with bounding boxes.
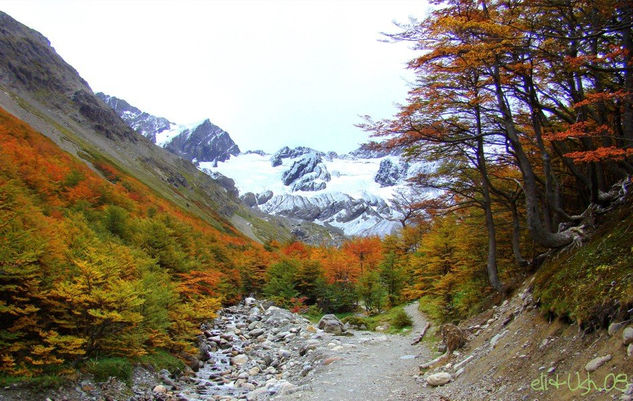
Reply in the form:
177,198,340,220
440,323,465,352
426,372,452,386
318,314,345,335
585,354,612,372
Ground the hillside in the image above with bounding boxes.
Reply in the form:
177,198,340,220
0,105,267,376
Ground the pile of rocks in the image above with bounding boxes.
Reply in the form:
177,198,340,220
169,298,350,401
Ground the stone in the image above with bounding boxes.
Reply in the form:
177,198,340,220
153,384,168,394
623,327,633,345
426,372,452,386
231,354,249,366
249,328,265,338
608,321,626,336
440,324,466,352
585,354,612,372
318,314,346,335
322,356,342,365
490,330,509,349
627,344,633,358
248,366,260,376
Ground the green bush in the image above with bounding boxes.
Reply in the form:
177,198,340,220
391,309,413,329
85,357,133,383
341,315,370,330
137,350,184,374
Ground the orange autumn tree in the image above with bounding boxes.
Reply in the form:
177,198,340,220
366,0,633,256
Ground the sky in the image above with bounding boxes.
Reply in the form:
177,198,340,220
1,0,429,153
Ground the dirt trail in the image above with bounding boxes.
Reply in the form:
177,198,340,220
274,302,432,401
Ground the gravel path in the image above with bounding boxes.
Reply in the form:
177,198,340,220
273,302,432,401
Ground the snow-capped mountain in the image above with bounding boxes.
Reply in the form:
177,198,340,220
199,146,430,237
97,93,240,164
99,94,431,237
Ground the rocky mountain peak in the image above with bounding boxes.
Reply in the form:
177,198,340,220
99,93,240,164
96,93,172,142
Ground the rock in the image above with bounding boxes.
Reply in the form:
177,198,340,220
153,384,168,394
623,327,633,345
426,372,452,386
440,323,466,352
265,306,295,326
249,328,265,338
437,343,447,353
248,366,261,376
322,356,342,365
256,190,274,205
375,325,388,332
241,192,258,207
490,330,509,349
374,158,407,187
585,354,612,372
608,321,626,336
231,354,249,366
318,314,346,335
278,348,292,359
628,344,633,358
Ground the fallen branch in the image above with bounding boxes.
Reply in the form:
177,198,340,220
411,321,431,345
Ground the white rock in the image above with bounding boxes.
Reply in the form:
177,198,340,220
426,372,452,386
152,385,167,394
623,327,633,345
231,354,249,366
490,330,509,348
585,354,612,372
628,344,633,358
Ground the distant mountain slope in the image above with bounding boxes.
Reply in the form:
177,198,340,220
97,93,240,164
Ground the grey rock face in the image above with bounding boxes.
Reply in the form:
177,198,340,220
271,146,319,167
241,192,258,207
166,119,240,164
374,159,408,187
98,93,241,164
256,190,274,205
281,152,331,192
96,93,171,142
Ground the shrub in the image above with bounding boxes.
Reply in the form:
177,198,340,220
391,309,413,329
84,357,133,383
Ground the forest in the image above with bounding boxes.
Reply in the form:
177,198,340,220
1,0,632,382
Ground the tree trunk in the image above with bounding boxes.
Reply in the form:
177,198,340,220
510,198,528,267
491,63,573,248
475,108,502,291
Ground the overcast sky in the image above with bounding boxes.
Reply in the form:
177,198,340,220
1,0,429,153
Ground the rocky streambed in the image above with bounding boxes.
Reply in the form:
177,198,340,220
172,297,361,401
